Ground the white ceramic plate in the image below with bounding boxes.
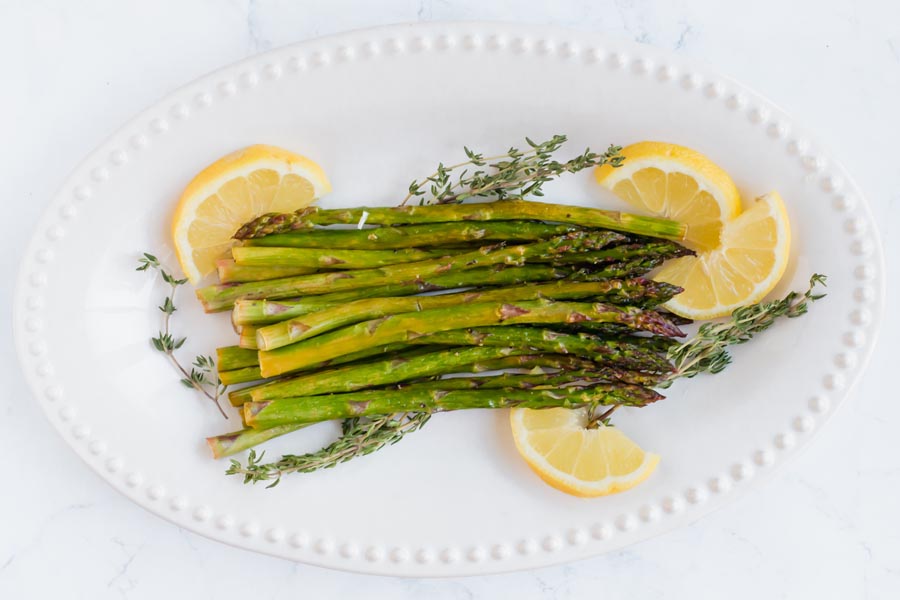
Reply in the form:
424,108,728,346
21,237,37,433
13,22,883,576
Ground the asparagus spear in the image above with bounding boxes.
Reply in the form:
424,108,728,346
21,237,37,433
229,263,589,326
255,278,683,350
412,327,676,373
230,265,589,325
230,261,665,325
242,384,664,428
231,246,454,269
569,313,692,338
223,350,634,400
228,346,589,406
232,367,664,407
233,298,336,326
228,382,266,405
465,354,604,372
259,299,685,377
245,221,584,249
234,199,687,241
241,346,538,402
538,242,693,265
197,230,625,312
387,369,665,390
226,335,672,401
207,424,308,458
220,343,449,387
233,299,327,327
655,311,695,326
223,323,677,376
216,259,316,283
216,345,259,371
595,333,681,354
219,365,265,385
244,347,664,403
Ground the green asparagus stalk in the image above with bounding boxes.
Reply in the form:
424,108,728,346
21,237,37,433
466,354,603,372
228,383,265,405
233,298,336,326
206,424,308,458
231,245,453,269
226,340,671,403
219,365,264,385
197,230,625,312
538,242,693,265
223,323,677,376
242,384,664,428
255,278,683,350
216,346,259,371
221,351,627,389
385,369,665,390
655,311,695,326
245,221,584,249
234,199,687,241
232,367,664,407
229,263,588,326
568,313,692,338
230,262,664,326
413,327,676,373
598,333,682,354
216,259,316,283
222,343,449,391
228,345,565,406
259,299,685,377
243,346,538,402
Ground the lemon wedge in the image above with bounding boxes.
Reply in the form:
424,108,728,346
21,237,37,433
172,144,331,283
596,141,741,250
654,192,791,318
596,141,790,319
510,407,659,497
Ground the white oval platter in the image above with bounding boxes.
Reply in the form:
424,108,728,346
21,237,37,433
13,22,884,576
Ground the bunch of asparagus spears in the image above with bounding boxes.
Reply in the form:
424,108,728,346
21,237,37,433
201,200,697,460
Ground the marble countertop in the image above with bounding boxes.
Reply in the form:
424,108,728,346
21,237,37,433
2,1,897,598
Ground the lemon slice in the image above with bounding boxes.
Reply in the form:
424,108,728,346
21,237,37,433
595,141,741,250
510,407,659,497
654,192,791,319
172,144,331,283
596,141,791,319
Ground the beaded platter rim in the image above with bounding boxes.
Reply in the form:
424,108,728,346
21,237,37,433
12,22,884,576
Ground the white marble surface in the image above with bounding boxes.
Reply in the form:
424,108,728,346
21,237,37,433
1,1,897,598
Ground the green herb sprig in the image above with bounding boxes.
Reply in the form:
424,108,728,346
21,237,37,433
138,253,228,418
225,412,431,487
664,274,827,383
402,135,624,206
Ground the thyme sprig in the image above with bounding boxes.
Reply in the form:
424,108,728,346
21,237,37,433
588,276,827,421
137,253,228,418
664,274,827,383
402,134,624,206
225,412,431,487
